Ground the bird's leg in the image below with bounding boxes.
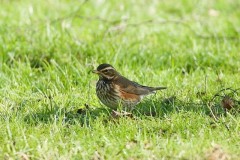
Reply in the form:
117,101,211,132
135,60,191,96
111,110,132,118
111,103,132,118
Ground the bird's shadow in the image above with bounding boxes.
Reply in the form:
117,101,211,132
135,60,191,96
22,94,230,126
132,95,230,119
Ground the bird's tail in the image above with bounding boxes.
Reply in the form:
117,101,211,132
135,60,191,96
152,86,167,91
141,85,167,94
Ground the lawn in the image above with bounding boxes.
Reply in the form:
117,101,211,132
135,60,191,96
0,0,240,159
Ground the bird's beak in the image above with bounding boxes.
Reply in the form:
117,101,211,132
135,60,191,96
92,70,100,74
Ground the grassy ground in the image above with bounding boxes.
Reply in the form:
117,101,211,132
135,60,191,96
0,0,240,159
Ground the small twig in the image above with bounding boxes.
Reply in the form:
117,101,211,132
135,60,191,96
207,102,219,122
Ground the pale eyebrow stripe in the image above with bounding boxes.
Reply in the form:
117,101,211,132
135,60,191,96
101,67,115,71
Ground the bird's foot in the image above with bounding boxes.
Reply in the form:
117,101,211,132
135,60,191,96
111,110,133,118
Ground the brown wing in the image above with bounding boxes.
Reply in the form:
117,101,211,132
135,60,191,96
114,76,155,95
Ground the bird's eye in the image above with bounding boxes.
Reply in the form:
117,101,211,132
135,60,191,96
103,69,109,73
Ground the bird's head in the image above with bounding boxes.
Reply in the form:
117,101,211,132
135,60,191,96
92,64,119,80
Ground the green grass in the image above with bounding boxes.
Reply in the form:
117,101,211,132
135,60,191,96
0,0,240,159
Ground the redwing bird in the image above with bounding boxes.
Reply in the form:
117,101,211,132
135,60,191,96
92,64,167,111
